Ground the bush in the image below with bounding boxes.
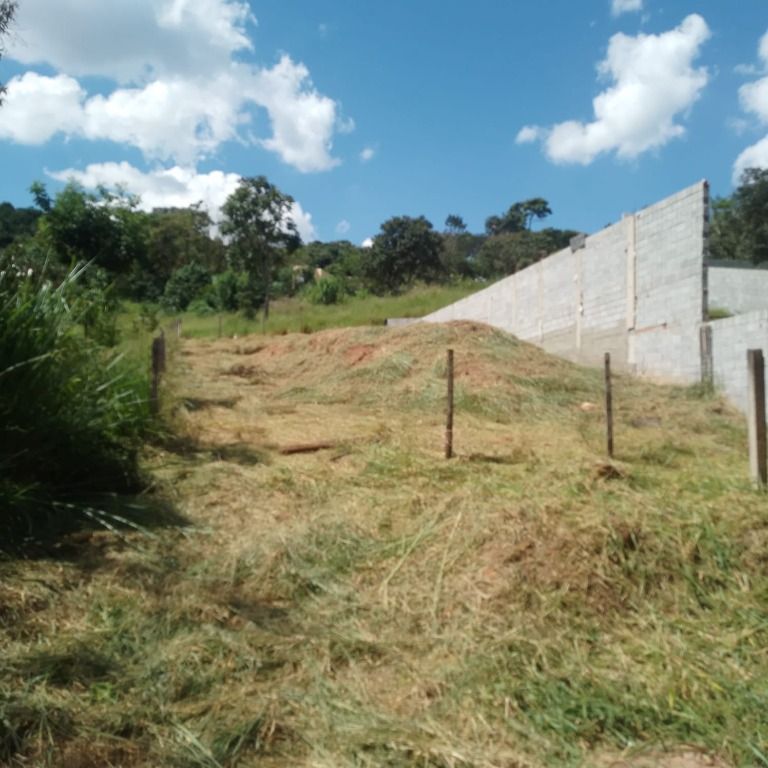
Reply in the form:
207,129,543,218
161,263,211,312
211,269,241,312
305,275,347,305
0,258,152,542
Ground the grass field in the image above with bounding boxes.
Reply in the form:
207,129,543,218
120,282,480,340
1,320,766,767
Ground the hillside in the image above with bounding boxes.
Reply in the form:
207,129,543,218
1,321,765,767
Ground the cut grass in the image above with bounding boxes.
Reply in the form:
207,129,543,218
2,321,767,767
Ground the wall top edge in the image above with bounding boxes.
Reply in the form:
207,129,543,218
707,260,768,271
705,308,768,328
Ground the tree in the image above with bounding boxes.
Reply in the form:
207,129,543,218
476,228,577,279
32,181,148,274
0,202,41,249
710,168,768,265
520,198,552,230
220,176,301,320
363,215,445,293
0,1,16,105
444,214,467,234
485,198,552,236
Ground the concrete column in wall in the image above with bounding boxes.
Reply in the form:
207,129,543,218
537,260,544,342
700,324,713,386
702,181,710,321
575,249,583,351
625,213,637,331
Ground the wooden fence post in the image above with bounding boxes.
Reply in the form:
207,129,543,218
176,318,182,339
747,349,767,488
445,349,454,459
604,352,614,459
218,314,223,339
150,332,165,415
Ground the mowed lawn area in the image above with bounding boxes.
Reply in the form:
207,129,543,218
2,320,766,768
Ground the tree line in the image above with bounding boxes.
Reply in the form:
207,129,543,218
0,176,579,329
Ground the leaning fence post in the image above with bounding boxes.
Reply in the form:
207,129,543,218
150,332,165,415
445,349,454,459
604,352,614,459
747,349,767,488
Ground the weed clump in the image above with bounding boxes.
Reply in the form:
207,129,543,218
0,260,152,544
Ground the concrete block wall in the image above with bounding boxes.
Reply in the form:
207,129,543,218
631,182,708,382
707,311,768,412
708,263,768,315
425,181,709,384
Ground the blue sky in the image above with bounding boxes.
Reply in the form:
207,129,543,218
1,0,768,244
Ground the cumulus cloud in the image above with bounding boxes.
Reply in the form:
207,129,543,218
733,30,768,183
611,0,643,16
49,162,240,215
0,73,85,143
360,147,376,162
47,162,317,241
250,56,341,172
335,219,351,235
361,237,374,249
287,201,317,243
2,0,346,172
518,15,710,166
8,0,253,84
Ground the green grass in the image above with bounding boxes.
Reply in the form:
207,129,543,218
120,281,480,339
0,262,155,545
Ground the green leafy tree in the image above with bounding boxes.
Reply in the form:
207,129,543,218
0,202,41,249
161,263,211,312
0,1,16,105
485,198,552,236
710,168,768,264
220,176,301,320
444,214,467,234
520,198,553,229
476,228,577,279
31,181,149,275
441,232,484,278
363,215,445,293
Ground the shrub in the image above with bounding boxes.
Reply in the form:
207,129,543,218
305,275,347,305
161,263,211,312
0,257,152,543
211,269,241,312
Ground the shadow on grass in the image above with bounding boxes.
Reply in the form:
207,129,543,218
160,431,269,467
0,491,189,559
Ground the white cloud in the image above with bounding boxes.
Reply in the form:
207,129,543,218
335,219,351,235
0,71,245,163
47,162,317,242
360,147,376,162
733,29,768,183
734,137,768,184
0,73,85,143
8,0,253,84
361,237,374,249
515,125,541,144
250,56,341,173
760,31,768,65
287,201,317,243
611,0,643,16
519,15,710,166
3,1,347,172
49,162,241,215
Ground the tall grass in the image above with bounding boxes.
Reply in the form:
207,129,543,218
0,259,152,543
